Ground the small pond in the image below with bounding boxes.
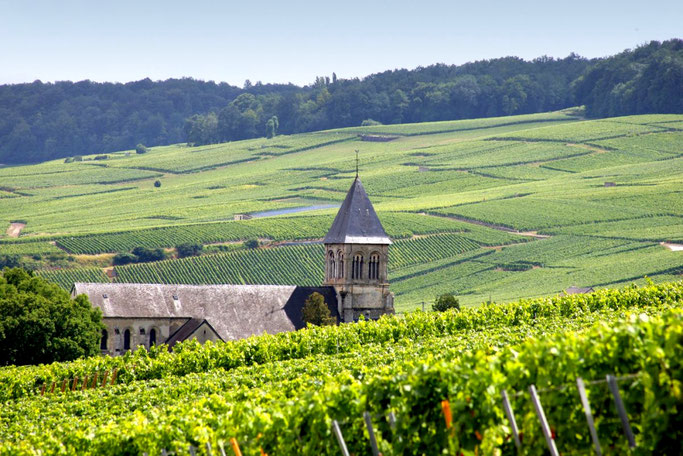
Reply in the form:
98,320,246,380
251,204,339,218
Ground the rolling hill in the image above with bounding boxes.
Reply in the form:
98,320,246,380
0,109,681,310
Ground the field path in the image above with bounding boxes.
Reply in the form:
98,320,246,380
661,242,683,251
6,222,25,238
418,212,551,239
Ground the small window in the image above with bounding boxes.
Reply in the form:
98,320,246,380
369,253,380,280
100,329,108,350
328,251,336,280
352,254,364,280
337,251,344,279
123,329,131,351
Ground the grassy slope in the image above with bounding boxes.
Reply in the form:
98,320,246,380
1,110,681,310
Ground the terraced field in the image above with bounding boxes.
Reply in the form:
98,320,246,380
2,110,681,309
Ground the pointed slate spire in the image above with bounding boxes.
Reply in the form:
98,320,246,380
324,177,391,245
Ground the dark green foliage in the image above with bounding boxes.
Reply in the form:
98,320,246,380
176,243,203,258
361,119,382,126
135,144,148,154
244,239,259,249
154,180,161,188
0,255,21,269
302,292,336,326
112,253,137,265
575,39,683,117
3,40,679,164
93,154,108,160
432,293,460,312
0,57,590,164
131,247,166,262
0,267,104,365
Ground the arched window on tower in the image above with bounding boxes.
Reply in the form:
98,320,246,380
100,329,108,350
352,253,364,280
337,250,344,279
369,253,380,280
328,251,336,280
149,328,157,347
123,329,131,351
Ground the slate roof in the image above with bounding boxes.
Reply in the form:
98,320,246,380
73,283,339,341
324,177,391,245
166,318,219,349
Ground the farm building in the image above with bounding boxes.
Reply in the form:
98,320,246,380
72,177,395,355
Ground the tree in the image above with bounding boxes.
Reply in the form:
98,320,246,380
265,115,279,138
302,292,336,326
176,243,203,258
0,268,104,365
131,247,166,262
244,239,259,249
432,293,460,312
135,143,148,154
112,253,137,265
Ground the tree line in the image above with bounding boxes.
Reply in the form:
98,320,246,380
1,39,680,164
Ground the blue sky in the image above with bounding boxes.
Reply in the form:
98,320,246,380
1,0,681,86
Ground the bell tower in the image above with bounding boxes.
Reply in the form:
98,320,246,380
323,176,394,322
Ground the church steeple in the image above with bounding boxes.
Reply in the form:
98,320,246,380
324,177,391,245
323,176,394,322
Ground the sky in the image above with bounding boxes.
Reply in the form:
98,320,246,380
1,0,681,87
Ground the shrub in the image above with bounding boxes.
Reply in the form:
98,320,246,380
136,143,148,154
113,253,137,266
154,180,161,188
361,119,382,126
94,155,108,160
177,243,203,258
244,239,259,249
131,247,166,262
433,293,460,312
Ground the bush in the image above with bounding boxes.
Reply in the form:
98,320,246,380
136,143,148,154
112,253,137,265
244,239,259,249
131,247,166,262
94,155,108,160
177,243,203,258
433,293,460,312
0,255,21,269
361,119,383,126
154,180,161,188
302,292,336,326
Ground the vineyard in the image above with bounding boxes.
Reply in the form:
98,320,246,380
0,111,681,310
0,281,682,454
50,212,500,255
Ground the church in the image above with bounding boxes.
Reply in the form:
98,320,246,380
72,177,395,355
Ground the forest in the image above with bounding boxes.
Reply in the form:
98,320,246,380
0,39,680,164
